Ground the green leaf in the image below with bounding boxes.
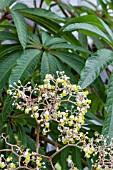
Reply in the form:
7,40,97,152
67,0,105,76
102,71,113,140
7,0,16,7
60,147,70,170
18,13,61,34
0,44,22,59
79,49,113,89
41,32,51,45
55,58,77,83
11,10,27,49
16,124,27,147
46,38,66,46
99,18,113,41
63,23,112,46
72,147,82,169
65,15,106,31
0,52,21,90
86,111,103,125
91,77,106,102
12,2,28,10
51,51,85,74
16,9,79,45
50,43,91,54
41,52,57,80
0,25,16,30
2,95,13,122
9,49,41,84
17,8,65,23
0,0,7,10
0,31,18,41
26,135,35,151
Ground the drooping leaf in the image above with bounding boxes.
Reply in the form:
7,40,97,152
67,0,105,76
63,23,112,46
0,52,21,90
17,13,61,35
79,49,113,89
51,51,85,74
9,49,41,84
64,15,106,32
41,52,57,80
0,44,22,59
102,71,113,141
11,10,27,49
17,8,65,23
0,31,18,41
0,25,16,30
99,18,113,41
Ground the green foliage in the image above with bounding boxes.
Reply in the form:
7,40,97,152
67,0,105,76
9,49,41,84
102,71,113,140
11,10,27,49
79,49,113,89
0,0,113,169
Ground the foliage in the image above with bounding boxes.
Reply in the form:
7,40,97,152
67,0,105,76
0,0,113,169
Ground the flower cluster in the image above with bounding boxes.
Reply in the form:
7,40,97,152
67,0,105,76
0,155,16,170
92,135,113,169
0,134,45,170
7,72,91,144
4,72,113,169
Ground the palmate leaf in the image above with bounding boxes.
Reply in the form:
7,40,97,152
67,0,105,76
102,71,113,140
41,52,58,80
9,49,41,84
16,8,79,45
63,23,112,46
0,52,21,90
11,10,27,49
79,49,113,89
51,51,85,74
